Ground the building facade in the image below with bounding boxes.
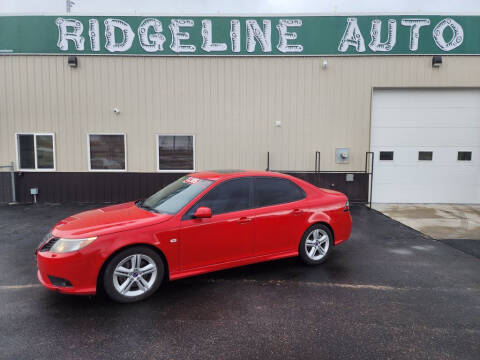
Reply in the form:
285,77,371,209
0,15,479,203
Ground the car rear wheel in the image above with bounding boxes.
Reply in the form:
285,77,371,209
299,224,333,265
103,246,164,303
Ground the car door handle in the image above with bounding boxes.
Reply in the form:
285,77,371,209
292,209,303,216
235,217,252,224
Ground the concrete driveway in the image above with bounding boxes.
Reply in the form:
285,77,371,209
372,204,480,240
0,204,479,359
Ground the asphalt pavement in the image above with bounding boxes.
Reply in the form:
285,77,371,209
0,203,479,360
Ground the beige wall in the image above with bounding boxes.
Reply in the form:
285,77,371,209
0,55,479,172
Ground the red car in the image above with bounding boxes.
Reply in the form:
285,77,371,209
36,170,352,303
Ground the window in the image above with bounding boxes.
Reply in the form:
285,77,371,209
458,151,472,161
184,178,252,218
379,151,394,161
141,176,213,214
254,177,305,208
88,134,126,171
418,151,433,161
16,133,55,170
158,135,194,171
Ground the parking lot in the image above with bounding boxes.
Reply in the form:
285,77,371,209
0,203,479,360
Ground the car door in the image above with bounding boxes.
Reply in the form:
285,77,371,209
252,177,307,256
179,177,255,270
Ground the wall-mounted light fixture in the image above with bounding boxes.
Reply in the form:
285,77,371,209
432,55,442,68
322,60,328,69
275,120,281,127
113,108,120,115
68,55,78,68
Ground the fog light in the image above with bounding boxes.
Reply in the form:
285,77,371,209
48,275,73,287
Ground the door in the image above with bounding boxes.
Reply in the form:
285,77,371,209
179,177,255,270
252,177,307,256
371,89,480,203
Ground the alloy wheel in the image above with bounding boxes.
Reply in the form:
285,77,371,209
112,254,158,297
305,229,330,261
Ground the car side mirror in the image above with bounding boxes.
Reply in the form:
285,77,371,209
193,207,212,219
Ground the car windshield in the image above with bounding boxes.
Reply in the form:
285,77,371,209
139,176,213,214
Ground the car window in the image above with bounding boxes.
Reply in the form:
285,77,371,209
141,176,213,214
183,177,252,219
254,177,305,207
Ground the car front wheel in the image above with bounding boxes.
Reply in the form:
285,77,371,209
299,224,333,265
103,246,164,303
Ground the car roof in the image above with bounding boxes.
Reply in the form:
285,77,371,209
189,170,291,181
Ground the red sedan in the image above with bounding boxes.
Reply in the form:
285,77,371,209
36,170,352,303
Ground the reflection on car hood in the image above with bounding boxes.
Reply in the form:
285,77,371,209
51,202,172,238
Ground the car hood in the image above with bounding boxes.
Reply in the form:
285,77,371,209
51,202,173,238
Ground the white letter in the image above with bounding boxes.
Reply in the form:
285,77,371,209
230,20,241,52
401,19,430,51
276,19,303,53
201,20,227,52
368,19,397,52
338,18,365,52
56,18,84,51
433,18,464,51
246,20,272,52
104,19,135,52
88,19,100,51
169,19,196,53
138,18,166,52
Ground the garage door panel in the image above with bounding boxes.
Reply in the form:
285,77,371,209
373,184,478,204
373,89,480,109
371,89,480,204
374,166,479,186
372,147,480,166
372,128,480,147
372,107,480,128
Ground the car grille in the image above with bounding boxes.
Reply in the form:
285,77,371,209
39,237,59,252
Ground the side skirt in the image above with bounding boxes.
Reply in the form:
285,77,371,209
169,250,299,281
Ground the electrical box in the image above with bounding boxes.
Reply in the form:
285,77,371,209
336,148,350,164
346,173,354,182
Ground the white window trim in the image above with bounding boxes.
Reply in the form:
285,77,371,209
87,133,127,172
156,134,195,173
15,132,56,172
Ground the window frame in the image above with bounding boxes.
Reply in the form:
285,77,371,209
156,134,195,173
457,151,472,161
418,151,434,161
15,132,56,172
379,151,394,161
87,133,127,172
253,176,306,209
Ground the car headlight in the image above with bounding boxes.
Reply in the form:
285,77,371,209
49,237,97,253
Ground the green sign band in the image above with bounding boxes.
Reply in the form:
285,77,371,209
0,15,479,55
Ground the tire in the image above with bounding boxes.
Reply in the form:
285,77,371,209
299,224,333,265
103,246,164,303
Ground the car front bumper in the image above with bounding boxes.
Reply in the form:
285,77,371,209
36,250,99,295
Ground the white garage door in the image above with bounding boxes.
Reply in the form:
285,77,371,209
371,89,480,204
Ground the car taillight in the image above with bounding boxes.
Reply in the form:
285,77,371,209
344,200,350,212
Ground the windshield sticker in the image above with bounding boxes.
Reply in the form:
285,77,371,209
184,177,200,185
